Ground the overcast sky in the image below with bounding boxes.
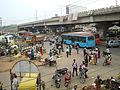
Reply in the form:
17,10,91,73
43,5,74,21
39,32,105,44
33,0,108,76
0,0,119,25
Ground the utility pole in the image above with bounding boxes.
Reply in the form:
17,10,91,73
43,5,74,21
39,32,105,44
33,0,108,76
35,10,38,20
116,0,118,6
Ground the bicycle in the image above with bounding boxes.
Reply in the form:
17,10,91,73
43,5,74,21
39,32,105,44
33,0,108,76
79,70,86,84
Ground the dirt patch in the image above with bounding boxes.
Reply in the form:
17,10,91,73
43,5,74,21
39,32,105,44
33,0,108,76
0,54,47,73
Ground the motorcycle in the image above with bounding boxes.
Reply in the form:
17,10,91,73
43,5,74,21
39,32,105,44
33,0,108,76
64,71,71,88
55,68,68,75
103,55,112,66
52,68,68,88
44,57,57,66
52,73,61,88
111,79,120,90
102,51,111,57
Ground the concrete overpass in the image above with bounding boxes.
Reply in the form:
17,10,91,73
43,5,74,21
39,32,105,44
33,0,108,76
18,5,120,29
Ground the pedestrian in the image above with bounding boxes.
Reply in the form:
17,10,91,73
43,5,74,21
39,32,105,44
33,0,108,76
94,50,98,64
12,74,18,90
0,81,3,90
56,41,59,49
58,45,61,54
81,61,88,78
49,55,53,66
61,43,64,52
38,51,41,62
41,80,45,90
90,53,95,65
40,46,43,55
110,76,116,89
72,59,78,77
83,46,87,56
94,75,102,90
89,49,92,62
106,48,110,54
84,53,89,67
69,45,72,55
49,49,53,57
30,47,34,60
76,45,80,54
98,48,101,63
66,47,69,58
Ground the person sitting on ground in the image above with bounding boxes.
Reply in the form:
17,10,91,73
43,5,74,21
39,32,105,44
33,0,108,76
94,75,102,90
0,81,3,90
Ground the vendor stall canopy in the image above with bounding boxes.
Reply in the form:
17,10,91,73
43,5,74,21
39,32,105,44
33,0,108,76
11,60,40,76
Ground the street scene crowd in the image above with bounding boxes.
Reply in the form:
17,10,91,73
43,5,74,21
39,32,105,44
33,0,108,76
0,34,120,90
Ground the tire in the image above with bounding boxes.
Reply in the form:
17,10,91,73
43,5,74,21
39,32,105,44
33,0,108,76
79,73,86,84
64,82,68,87
56,84,60,88
80,77,86,84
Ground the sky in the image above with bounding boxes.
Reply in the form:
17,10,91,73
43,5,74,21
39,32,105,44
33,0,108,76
0,0,119,25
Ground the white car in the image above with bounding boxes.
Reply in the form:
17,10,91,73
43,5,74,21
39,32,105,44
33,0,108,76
106,40,120,47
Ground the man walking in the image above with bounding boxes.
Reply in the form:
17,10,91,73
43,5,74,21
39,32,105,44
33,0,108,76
69,45,72,55
72,59,78,77
66,47,69,58
76,45,80,54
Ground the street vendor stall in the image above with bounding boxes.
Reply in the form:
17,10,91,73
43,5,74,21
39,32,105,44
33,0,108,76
18,73,38,90
10,60,41,90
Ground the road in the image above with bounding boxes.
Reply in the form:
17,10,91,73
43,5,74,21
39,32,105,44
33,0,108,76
0,42,120,90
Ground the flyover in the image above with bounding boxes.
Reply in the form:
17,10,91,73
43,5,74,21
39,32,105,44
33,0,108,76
18,5,120,30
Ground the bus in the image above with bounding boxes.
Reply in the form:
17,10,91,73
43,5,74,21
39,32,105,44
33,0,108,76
62,32,96,48
67,31,100,45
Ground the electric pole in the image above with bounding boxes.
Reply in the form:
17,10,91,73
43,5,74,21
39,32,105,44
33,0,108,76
35,10,38,20
116,0,118,6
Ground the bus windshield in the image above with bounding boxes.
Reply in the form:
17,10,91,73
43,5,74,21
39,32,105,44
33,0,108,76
79,37,86,43
88,36,94,41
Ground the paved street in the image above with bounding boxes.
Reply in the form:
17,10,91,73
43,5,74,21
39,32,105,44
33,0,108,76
0,42,120,90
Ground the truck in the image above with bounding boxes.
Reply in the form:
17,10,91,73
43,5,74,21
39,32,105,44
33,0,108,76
25,34,45,44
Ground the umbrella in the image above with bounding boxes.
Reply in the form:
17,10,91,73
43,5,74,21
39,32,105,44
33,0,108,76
108,25,120,31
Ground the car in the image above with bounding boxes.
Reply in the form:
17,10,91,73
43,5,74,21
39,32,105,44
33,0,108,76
106,40,120,48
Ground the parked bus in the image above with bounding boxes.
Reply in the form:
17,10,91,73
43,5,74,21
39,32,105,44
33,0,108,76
62,32,96,48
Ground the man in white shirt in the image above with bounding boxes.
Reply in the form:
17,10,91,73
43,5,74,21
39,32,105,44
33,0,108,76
72,59,78,77
106,48,110,53
12,74,18,90
49,56,53,66
66,47,69,58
